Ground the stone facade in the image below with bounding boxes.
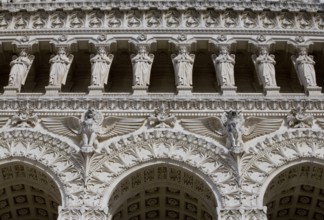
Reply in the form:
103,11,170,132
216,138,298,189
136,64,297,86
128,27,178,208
0,0,324,219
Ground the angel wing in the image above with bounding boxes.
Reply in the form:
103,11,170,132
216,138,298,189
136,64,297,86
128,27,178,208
251,54,262,86
146,54,154,83
41,116,82,139
11,55,18,61
22,55,35,85
291,55,303,86
0,118,9,129
181,117,226,143
62,54,74,85
97,117,144,142
104,54,114,85
316,119,324,129
241,117,283,142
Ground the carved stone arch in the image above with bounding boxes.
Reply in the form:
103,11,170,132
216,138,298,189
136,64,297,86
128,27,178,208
0,129,84,207
86,130,238,208
240,129,324,208
104,159,219,220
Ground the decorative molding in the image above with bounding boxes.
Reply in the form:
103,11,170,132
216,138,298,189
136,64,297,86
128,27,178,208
0,10,323,36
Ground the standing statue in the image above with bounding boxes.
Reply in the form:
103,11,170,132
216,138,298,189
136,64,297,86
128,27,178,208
49,47,74,86
252,47,277,87
8,50,34,91
291,47,317,87
212,46,236,87
90,47,114,87
131,45,154,86
171,46,195,87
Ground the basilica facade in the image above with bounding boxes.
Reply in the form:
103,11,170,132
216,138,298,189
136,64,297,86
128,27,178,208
0,0,324,219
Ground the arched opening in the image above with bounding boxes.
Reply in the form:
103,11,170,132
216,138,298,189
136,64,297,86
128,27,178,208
264,162,324,220
109,164,217,220
0,162,62,220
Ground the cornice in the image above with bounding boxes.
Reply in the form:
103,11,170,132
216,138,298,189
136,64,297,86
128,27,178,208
0,95,323,116
0,9,324,37
1,1,323,12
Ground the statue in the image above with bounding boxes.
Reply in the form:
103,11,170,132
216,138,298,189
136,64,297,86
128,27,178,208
181,110,282,153
90,47,114,87
8,50,34,92
41,109,144,152
212,46,236,87
48,47,73,86
171,46,195,87
252,47,277,87
291,47,317,87
131,45,154,86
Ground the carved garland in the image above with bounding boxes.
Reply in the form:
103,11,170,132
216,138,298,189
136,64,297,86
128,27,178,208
0,129,84,207
241,130,324,207
82,130,238,208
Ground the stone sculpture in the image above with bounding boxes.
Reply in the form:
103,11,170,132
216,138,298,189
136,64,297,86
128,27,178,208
171,46,195,87
181,110,282,153
48,47,73,86
131,45,154,86
212,46,236,87
287,106,313,128
8,50,34,92
90,47,114,87
41,109,144,152
291,47,317,87
252,47,277,87
147,104,177,128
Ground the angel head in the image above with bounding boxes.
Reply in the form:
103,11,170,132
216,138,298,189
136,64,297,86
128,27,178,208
57,47,67,56
225,110,242,120
298,47,307,56
19,49,28,57
137,45,147,55
179,45,188,55
219,46,229,55
259,47,269,56
97,47,107,56
84,109,95,120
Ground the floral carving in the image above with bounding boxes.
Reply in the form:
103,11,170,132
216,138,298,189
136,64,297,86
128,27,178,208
107,10,122,28
127,10,141,28
204,10,219,27
88,12,103,28
261,12,276,28
50,12,66,28
287,106,313,128
280,12,295,29
298,12,312,29
224,11,238,28
165,10,180,27
0,13,11,29
147,104,176,128
184,10,200,27
145,10,161,27
69,12,84,28
14,12,29,29
242,11,257,28
32,12,48,29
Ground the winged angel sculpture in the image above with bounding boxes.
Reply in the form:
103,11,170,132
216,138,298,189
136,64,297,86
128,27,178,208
41,109,144,152
181,110,282,153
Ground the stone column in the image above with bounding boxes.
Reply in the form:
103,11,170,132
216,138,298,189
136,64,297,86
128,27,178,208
291,45,321,96
218,207,267,220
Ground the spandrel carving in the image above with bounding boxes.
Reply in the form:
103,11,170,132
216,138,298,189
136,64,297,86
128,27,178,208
148,104,176,128
287,106,313,128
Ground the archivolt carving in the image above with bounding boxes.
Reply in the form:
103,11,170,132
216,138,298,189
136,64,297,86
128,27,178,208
83,130,238,208
240,130,324,207
0,129,83,207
